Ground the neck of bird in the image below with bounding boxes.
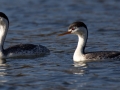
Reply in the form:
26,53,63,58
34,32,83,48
75,35,86,54
73,33,87,61
0,24,7,53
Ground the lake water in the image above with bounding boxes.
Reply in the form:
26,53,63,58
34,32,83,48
0,0,120,90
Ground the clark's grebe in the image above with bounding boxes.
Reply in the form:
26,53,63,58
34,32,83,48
59,21,120,62
0,12,49,59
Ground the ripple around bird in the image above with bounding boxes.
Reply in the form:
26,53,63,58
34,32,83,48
0,0,120,90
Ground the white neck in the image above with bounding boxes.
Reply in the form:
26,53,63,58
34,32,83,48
0,19,8,57
73,33,87,62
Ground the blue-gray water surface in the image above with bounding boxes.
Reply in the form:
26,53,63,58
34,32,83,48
0,0,120,90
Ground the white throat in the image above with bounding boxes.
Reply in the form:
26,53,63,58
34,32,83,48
0,18,8,57
73,28,87,62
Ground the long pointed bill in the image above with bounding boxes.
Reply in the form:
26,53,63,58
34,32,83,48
58,31,71,36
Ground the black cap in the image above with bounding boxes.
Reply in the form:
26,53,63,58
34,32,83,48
0,12,9,24
69,21,87,30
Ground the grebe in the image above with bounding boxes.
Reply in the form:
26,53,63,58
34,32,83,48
59,21,120,62
0,12,49,59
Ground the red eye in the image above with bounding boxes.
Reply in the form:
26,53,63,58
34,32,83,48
72,28,74,30
71,27,76,30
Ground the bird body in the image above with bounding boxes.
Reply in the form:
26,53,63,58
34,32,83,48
0,12,49,59
59,22,120,62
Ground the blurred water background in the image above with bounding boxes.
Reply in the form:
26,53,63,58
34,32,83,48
0,0,120,90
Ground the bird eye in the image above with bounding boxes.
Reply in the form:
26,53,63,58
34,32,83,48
71,27,76,30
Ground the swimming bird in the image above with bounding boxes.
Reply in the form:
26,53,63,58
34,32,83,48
59,21,120,62
0,12,49,59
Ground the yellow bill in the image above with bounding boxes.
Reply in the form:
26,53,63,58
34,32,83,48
58,31,71,36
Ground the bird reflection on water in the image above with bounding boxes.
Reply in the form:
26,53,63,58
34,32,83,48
0,58,7,85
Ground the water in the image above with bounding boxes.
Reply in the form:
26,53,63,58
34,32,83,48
0,0,120,90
